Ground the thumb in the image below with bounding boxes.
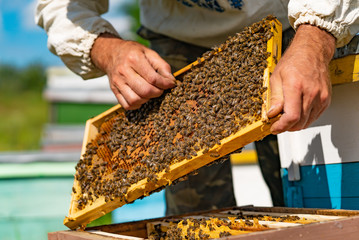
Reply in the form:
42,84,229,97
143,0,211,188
267,74,284,118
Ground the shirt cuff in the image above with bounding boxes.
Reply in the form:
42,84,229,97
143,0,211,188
60,26,120,80
290,13,351,48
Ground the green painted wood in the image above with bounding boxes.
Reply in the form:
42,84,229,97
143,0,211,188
0,163,113,240
0,162,76,178
0,177,74,240
53,103,115,124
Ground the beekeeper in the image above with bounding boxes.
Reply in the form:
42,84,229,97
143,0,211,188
36,0,359,215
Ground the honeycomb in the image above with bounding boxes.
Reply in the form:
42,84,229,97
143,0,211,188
147,214,317,240
149,217,268,240
64,16,282,229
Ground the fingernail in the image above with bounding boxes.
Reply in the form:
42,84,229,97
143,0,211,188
165,71,175,79
267,105,275,115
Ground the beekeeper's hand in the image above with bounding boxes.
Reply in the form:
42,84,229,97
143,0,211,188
91,33,176,110
267,24,335,134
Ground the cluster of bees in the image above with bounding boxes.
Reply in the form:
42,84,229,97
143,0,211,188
148,213,315,240
73,16,274,210
149,217,269,240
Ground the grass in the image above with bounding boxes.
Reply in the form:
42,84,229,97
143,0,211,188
0,90,48,151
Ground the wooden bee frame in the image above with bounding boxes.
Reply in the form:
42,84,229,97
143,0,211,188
64,19,283,230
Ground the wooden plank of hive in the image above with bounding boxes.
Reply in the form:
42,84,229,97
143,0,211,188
48,230,135,240
224,210,346,222
230,215,359,240
236,206,359,217
49,215,359,240
64,18,283,230
87,230,145,240
51,206,359,239
329,54,359,85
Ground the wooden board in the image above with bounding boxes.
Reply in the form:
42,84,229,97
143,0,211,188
64,18,283,230
49,206,359,240
329,54,359,85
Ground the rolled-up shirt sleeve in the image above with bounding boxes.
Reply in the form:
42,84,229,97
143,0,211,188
288,0,359,47
35,0,119,79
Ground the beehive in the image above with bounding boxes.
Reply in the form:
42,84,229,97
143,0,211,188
64,16,282,230
52,207,359,240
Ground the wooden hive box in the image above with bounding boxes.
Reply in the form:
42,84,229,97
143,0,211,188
64,17,283,230
51,206,359,239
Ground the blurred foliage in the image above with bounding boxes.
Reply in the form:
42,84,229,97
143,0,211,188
0,64,47,93
120,0,149,46
0,64,48,151
0,1,146,151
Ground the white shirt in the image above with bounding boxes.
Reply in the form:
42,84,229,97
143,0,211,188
36,0,359,79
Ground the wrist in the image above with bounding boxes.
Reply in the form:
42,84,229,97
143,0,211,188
294,24,336,64
90,32,124,73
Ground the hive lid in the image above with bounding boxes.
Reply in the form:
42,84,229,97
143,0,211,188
64,17,283,230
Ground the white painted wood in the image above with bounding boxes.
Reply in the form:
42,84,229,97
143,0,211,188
44,66,117,103
87,230,145,240
42,124,85,144
279,81,359,169
0,151,80,163
232,165,272,207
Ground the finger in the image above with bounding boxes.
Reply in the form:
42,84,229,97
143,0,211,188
302,92,330,129
267,72,284,119
119,83,149,108
288,105,313,131
117,93,145,110
113,80,149,110
315,83,332,118
144,50,176,87
302,107,319,129
292,81,331,130
287,91,316,131
124,67,164,99
110,84,131,109
117,94,131,110
130,51,175,91
270,81,302,134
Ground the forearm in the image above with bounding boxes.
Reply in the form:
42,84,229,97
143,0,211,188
293,24,335,65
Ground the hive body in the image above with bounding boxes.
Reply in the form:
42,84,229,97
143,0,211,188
64,16,282,229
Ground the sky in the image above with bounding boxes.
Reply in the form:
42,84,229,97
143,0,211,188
0,0,132,67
